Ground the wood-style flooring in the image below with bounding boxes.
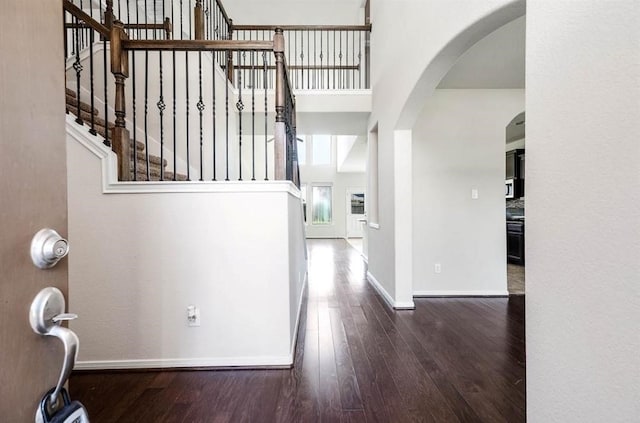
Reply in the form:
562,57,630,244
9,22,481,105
70,239,526,422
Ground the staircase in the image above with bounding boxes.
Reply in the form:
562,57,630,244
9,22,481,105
65,88,188,181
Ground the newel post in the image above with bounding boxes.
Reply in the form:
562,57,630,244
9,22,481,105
110,20,131,181
274,28,286,180
194,0,204,40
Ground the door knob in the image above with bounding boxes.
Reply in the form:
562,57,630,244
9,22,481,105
31,229,69,269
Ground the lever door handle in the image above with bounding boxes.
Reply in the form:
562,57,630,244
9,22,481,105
29,288,79,406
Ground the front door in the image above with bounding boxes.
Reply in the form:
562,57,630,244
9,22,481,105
346,189,366,238
0,1,69,420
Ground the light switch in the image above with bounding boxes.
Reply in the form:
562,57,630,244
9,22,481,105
471,189,479,200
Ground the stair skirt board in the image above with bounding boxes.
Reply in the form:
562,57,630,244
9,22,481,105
366,271,416,310
74,356,295,371
413,290,510,297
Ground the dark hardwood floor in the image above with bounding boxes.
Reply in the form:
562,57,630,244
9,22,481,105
70,239,526,422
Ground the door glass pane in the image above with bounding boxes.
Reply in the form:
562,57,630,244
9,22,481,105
312,186,332,224
351,193,365,214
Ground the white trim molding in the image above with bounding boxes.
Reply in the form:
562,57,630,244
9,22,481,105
414,290,509,297
366,271,415,310
368,222,380,229
75,355,294,371
66,114,301,198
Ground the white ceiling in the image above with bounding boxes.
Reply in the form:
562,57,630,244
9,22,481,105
438,16,525,89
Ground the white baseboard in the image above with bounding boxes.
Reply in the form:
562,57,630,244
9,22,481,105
75,354,294,370
290,272,308,359
366,271,415,310
413,290,509,297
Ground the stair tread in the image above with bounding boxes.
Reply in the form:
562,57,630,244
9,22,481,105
65,93,99,116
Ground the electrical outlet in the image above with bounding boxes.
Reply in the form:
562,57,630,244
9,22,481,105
187,305,201,327
471,189,479,199
434,263,441,274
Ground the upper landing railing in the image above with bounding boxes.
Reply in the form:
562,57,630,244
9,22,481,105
66,0,372,90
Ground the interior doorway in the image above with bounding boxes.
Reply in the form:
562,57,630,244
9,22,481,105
505,111,525,295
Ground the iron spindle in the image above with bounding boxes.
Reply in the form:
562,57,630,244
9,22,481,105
237,50,243,180
212,48,217,181
158,51,166,181
173,50,177,180
73,15,83,126
103,37,109,146
251,50,256,180
198,51,204,181
225,51,229,181
89,30,96,135
186,51,191,180
144,51,150,180
132,48,138,180
264,51,268,180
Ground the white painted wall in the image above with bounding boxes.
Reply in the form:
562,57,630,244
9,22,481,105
66,117,307,368
224,0,363,25
366,0,525,306
412,89,524,296
526,1,640,421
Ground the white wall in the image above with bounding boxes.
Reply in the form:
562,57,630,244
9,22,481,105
366,0,524,306
224,0,363,25
66,117,307,368
526,1,640,421
412,89,524,296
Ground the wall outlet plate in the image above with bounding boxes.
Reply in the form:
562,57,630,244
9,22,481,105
434,263,442,273
187,305,201,327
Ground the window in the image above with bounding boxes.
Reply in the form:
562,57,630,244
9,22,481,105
312,186,332,224
312,135,331,165
297,135,306,165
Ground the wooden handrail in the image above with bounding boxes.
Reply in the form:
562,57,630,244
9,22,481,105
62,0,110,39
215,0,232,27
224,64,360,71
233,24,372,32
122,39,273,52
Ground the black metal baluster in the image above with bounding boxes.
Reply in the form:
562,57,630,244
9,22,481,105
339,30,343,89
333,30,336,89
158,52,166,180
73,15,83,125
180,0,183,40
314,30,317,89
198,51,204,181
307,29,310,89
172,50,177,180
144,50,150,180
263,51,268,180
251,50,256,180
212,48,216,181
352,30,355,89
88,30,96,135
236,50,243,181
320,30,324,89
225,51,229,181
358,30,362,89
186,51,191,180
132,45,138,180
103,36,109,146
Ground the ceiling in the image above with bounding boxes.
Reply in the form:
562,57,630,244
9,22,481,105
438,16,525,89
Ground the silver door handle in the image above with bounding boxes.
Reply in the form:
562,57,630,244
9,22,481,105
29,288,79,407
